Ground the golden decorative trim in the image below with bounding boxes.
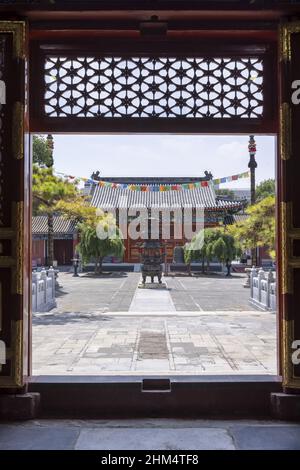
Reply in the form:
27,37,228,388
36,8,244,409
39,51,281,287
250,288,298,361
14,202,23,296
282,319,293,386
280,103,292,161
12,320,23,387
282,319,300,390
281,202,292,294
280,202,300,294
280,22,300,63
12,102,24,160
280,24,291,62
280,201,300,388
0,21,25,59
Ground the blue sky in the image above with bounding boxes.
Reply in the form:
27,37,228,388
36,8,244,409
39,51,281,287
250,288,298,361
49,135,275,189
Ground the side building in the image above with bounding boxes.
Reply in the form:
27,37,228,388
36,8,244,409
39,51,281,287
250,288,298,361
32,216,78,267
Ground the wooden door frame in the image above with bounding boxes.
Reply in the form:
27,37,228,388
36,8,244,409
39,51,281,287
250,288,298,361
2,8,300,413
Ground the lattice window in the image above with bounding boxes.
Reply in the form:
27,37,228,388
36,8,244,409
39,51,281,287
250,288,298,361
44,56,264,119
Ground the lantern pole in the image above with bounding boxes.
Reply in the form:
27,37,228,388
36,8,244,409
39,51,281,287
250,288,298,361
248,135,257,205
46,134,53,149
46,134,54,168
248,135,257,265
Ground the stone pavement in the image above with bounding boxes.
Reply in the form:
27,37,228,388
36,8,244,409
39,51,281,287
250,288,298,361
33,311,276,375
52,271,256,313
166,274,257,311
129,284,176,311
32,272,276,375
0,419,300,449
54,272,139,313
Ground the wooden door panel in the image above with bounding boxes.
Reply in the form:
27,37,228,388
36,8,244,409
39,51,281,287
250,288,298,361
0,21,29,389
279,23,300,390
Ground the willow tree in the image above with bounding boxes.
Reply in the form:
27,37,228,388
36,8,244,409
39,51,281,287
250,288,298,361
211,231,242,276
32,165,79,266
76,212,124,273
184,227,241,275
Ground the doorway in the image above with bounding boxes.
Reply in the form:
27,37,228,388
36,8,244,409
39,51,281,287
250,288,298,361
2,16,300,410
31,133,277,377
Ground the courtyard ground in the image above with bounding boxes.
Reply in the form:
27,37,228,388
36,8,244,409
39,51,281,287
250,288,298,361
32,272,276,375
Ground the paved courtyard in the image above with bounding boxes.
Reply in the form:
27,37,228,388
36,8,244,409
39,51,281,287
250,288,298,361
33,272,276,375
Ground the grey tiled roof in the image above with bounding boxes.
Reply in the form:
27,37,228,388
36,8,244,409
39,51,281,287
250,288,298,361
224,213,249,225
97,176,210,184
32,216,77,235
91,181,242,210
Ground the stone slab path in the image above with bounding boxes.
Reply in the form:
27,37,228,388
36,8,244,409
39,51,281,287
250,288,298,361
129,284,176,311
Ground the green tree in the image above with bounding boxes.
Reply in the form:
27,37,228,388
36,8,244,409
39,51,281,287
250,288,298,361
211,231,242,276
184,229,212,273
228,195,275,259
256,178,275,201
32,165,79,266
184,227,240,275
33,135,53,168
55,195,96,224
57,199,125,272
76,214,124,273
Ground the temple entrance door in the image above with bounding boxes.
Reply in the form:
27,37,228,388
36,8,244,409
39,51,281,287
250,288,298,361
0,21,31,390
1,17,299,416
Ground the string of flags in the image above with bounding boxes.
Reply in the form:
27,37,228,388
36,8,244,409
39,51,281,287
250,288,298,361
55,170,250,191
212,171,250,185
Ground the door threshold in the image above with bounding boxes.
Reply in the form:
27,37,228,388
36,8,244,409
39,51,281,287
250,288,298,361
30,374,280,383
29,375,282,419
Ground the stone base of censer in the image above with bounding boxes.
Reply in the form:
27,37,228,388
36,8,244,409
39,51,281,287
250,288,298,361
138,281,167,289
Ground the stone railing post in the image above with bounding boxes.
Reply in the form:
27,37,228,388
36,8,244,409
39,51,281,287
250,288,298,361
48,266,55,299
257,268,265,304
40,268,47,307
266,270,274,310
250,266,258,299
32,271,38,312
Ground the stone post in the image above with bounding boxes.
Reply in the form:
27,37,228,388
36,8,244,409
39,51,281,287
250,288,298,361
32,271,38,313
48,266,55,299
244,267,251,288
266,270,274,310
257,268,265,304
250,266,257,299
40,268,47,306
